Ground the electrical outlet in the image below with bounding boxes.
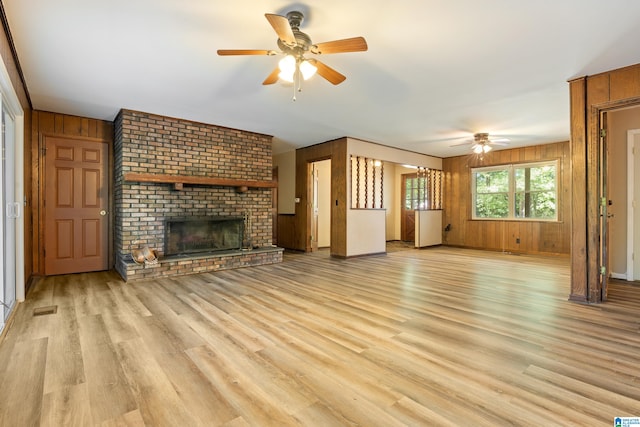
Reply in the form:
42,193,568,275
516,238,520,244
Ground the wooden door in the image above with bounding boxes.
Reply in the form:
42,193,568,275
401,173,417,242
44,137,109,275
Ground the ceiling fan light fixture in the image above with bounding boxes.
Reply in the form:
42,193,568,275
299,59,317,80
472,143,492,154
278,55,296,82
278,70,295,83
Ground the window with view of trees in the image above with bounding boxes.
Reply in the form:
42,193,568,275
472,161,557,220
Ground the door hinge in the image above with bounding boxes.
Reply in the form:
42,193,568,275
600,128,607,138
601,197,607,207
600,265,607,275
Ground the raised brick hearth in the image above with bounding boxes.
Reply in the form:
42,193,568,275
114,109,282,281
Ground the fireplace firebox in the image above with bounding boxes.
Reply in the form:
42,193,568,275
164,217,244,256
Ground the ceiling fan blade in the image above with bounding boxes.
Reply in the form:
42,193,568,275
311,37,368,54
217,49,276,56
491,141,510,146
262,67,280,85
313,60,346,85
265,13,296,47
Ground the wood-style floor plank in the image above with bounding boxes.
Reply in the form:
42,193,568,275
77,314,138,425
0,337,48,426
40,383,92,427
1,246,640,425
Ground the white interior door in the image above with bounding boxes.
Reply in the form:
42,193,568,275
629,129,640,281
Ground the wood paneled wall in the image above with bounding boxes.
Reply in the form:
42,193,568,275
569,62,640,303
288,138,348,256
442,141,570,255
276,214,298,250
31,111,114,275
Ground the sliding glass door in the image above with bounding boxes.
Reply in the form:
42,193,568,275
2,102,16,323
0,55,24,333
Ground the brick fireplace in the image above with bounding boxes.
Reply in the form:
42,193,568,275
114,109,282,281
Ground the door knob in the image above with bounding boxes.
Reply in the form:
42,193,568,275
100,210,107,216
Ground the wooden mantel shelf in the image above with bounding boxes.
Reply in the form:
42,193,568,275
123,173,277,191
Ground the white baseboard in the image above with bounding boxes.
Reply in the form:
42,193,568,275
610,272,628,280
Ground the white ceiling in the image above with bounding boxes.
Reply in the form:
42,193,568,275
4,1,640,157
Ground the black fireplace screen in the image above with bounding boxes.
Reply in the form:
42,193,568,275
164,217,244,256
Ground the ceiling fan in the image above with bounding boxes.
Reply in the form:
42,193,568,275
451,133,510,154
217,11,368,98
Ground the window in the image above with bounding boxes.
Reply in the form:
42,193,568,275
405,175,427,210
404,168,443,211
471,161,557,220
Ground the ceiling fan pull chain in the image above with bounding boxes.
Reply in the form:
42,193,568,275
292,67,302,101
291,73,296,101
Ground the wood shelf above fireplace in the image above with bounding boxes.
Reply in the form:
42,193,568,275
123,173,277,191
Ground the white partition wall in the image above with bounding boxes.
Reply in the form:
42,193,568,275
415,210,443,248
346,209,386,257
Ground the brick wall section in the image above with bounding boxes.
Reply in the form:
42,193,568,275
125,248,284,281
114,109,279,280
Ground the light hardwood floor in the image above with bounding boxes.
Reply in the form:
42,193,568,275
1,247,640,426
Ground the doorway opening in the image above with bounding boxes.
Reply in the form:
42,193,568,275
627,128,640,281
400,173,418,243
605,106,640,285
310,159,331,252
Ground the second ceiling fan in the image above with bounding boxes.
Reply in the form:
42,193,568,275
451,133,511,154
217,11,368,94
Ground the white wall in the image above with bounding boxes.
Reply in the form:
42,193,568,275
273,150,296,214
347,138,442,170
